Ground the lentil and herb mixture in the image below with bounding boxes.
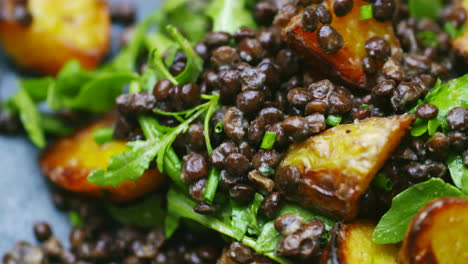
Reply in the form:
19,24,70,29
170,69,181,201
0,0,467,263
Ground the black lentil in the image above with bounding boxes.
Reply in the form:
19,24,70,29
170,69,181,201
317,25,344,54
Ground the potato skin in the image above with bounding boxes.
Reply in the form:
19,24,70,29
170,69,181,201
276,115,414,220
452,0,468,62
400,197,468,264
0,0,110,75
321,220,399,264
40,116,165,202
282,0,401,89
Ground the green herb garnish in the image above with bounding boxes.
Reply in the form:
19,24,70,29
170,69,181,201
359,5,373,20
410,75,468,137
93,127,114,145
408,0,443,20
373,178,465,244
260,131,277,149
417,31,439,47
372,174,393,191
444,22,466,38
68,211,84,228
326,114,342,127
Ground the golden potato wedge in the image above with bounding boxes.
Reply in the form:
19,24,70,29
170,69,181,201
0,0,110,75
400,197,468,264
452,0,468,61
40,116,165,202
276,114,414,220
321,220,399,264
282,0,401,89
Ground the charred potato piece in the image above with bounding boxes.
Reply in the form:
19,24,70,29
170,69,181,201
40,116,165,202
400,197,468,264
276,114,414,220
452,0,468,61
0,0,110,75
321,220,399,264
282,0,401,89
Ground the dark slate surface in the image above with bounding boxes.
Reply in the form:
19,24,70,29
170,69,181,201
0,0,161,252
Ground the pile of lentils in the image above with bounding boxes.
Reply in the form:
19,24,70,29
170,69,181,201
87,0,468,261
3,189,227,264
2,0,467,263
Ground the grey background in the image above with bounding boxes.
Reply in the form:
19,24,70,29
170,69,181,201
0,0,161,253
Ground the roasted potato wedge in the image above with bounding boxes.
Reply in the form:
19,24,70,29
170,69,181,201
276,114,414,220
282,0,401,89
321,220,399,264
40,116,165,202
400,197,468,264
0,0,110,75
452,0,468,61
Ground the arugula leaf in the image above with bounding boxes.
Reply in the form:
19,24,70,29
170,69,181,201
207,0,257,33
87,139,161,187
68,211,84,227
447,154,468,193
230,193,264,240
410,75,468,136
107,195,166,227
166,25,204,84
40,115,72,136
373,178,464,244
69,72,138,112
8,88,46,148
20,78,53,102
166,188,292,264
445,22,466,38
408,0,443,20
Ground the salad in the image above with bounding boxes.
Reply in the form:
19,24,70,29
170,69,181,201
0,0,467,263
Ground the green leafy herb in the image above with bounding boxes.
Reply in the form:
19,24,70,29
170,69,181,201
444,22,466,38
88,94,219,187
68,211,84,228
373,178,464,244
447,154,468,193
206,0,257,33
408,0,443,20
361,104,370,109
326,114,342,127
107,195,166,227
167,188,292,264
260,131,277,149
372,175,393,191
167,25,204,84
203,167,221,204
410,75,468,136
417,31,439,48
231,193,264,239
359,4,373,20
8,88,46,148
40,115,73,136
93,127,114,145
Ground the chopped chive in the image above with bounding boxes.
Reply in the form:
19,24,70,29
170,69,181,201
416,31,438,48
372,175,393,191
68,211,84,227
203,167,221,204
361,104,370,109
93,127,114,144
326,115,342,127
259,164,274,176
214,121,224,134
360,5,373,20
444,22,466,38
260,132,277,149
